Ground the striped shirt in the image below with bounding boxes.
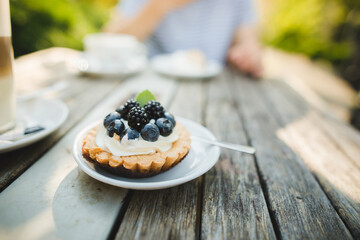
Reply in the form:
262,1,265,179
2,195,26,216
119,0,256,62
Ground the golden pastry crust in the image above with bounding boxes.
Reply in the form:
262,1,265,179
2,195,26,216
82,123,191,178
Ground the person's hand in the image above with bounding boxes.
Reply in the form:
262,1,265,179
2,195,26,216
227,39,263,78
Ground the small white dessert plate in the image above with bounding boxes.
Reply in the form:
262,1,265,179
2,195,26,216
0,98,69,154
75,53,147,77
72,117,221,190
151,54,223,80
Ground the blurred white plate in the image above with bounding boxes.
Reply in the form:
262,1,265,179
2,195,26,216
0,98,69,154
75,53,147,77
151,54,223,80
73,117,220,190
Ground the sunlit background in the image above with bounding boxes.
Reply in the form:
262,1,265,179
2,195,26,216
259,0,360,89
9,0,360,125
9,0,359,84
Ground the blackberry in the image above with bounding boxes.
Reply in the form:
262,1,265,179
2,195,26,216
127,106,149,131
144,101,165,120
116,99,139,120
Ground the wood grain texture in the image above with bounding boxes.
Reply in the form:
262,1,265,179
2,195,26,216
262,47,357,121
263,80,360,238
14,48,79,94
114,81,205,240
0,48,122,191
2,47,360,239
0,86,128,240
115,181,201,240
0,73,178,240
230,72,353,239
201,72,276,240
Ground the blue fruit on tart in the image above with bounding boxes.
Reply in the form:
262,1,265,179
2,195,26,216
126,128,140,140
83,89,191,178
141,123,160,142
104,112,121,128
156,118,173,137
106,119,125,137
104,91,176,142
164,112,176,127
115,106,126,118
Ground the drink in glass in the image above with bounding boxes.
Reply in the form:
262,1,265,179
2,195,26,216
0,0,16,133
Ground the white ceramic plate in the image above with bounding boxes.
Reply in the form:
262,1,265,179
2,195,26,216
0,98,69,154
75,53,147,77
72,117,220,190
151,54,223,80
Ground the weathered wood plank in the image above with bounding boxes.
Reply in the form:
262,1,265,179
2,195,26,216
230,72,353,239
115,81,204,240
263,80,360,238
14,47,79,94
115,181,201,240
0,48,123,191
0,72,177,240
263,47,357,121
201,72,276,240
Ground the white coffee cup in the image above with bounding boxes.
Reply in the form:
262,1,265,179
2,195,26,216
83,33,146,68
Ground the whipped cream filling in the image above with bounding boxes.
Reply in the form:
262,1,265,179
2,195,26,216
95,122,178,157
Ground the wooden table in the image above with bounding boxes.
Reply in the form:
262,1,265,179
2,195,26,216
0,48,359,240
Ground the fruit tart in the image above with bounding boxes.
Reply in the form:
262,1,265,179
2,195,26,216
82,90,191,178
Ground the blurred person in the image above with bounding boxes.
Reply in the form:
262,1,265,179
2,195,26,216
104,0,263,78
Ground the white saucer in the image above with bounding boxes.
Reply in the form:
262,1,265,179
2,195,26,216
75,53,147,77
72,117,220,190
0,99,69,154
151,54,223,80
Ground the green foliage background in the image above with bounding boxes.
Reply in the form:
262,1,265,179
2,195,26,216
10,0,117,57
9,0,360,65
260,0,360,63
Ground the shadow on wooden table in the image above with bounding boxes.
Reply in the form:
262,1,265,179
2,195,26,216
52,168,127,240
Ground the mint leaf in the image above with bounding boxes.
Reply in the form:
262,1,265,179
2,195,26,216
136,90,156,107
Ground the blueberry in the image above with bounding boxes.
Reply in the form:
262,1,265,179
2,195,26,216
115,106,125,118
106,119,125,137
106,128,115,137
141,123,160,142
126,128,140,140
164,112,176,127
103,112,121,128
156,118,173,137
